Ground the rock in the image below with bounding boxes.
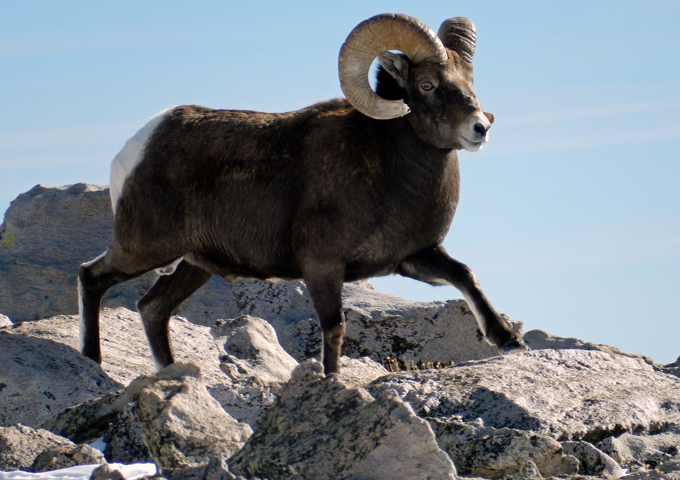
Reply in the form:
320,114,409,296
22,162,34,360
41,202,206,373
209,280,524,368
30,443,105,472
340,285,524,366
598,429,680,469
368,349,680,442
513,460,543,480
336,356,389,387
131,362,252,469
0,424,74,471
160,456,243,480
656,356,680,379
229,360,456,480
4,183,680,479
211,315,298,424
48,362,253,468
213,315,298,386
102,401,149,464
620,460,680,480
0,184,129,322
0,323,122,428
562,441,626,478
429,416,579,478
2,308,295,428
523,329,652,364
90,464,128,480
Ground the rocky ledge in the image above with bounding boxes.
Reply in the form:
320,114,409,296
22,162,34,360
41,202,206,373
0,184,679,480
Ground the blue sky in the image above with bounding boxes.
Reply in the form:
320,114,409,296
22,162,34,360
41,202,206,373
1,1,679,363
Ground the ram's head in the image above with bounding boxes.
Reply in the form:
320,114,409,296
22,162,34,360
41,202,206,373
339,13,494,151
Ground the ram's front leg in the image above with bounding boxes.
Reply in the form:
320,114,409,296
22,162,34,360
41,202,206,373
397,244,527,353
303,259,346,374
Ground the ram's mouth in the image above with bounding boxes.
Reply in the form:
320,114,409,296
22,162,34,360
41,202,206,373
459,135,485,152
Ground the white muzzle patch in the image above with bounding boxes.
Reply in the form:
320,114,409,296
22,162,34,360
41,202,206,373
458,113,491,152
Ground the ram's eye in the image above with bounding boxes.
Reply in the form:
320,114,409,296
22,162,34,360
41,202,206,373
420,82,434,91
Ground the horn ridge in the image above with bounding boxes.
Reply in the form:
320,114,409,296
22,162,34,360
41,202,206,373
437,17,477,64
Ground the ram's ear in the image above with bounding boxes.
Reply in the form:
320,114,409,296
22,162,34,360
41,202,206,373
378,51,410,90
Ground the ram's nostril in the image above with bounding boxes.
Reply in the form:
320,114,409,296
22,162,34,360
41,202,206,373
473,123,487,136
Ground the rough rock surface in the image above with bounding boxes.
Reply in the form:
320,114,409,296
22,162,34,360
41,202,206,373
657,356,680,378
128,362,252,469
369,350,680,441
30,443,105,472
0,424,75,471
0,323,122,428
0,308,289,427
523,329,654,363
562,441,626,478
428,416,580,478
0,309,220,427
229,360,457,480
211,315,299,424
89,464,129,480
366,349,680,479
0,184,132,322
599,428,680,469
46,362,253,470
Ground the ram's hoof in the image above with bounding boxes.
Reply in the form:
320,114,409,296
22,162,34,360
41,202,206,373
500,339,529,355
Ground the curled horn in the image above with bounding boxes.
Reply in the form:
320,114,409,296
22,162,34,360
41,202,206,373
437,17,477,64
339,13,447,120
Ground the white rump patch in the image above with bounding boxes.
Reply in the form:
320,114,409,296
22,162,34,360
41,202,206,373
109,107,175,214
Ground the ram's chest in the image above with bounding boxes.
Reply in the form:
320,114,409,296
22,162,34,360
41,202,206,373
343,155,460,264
391,155,459,240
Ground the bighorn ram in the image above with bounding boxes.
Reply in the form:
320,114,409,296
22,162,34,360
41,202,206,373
79,13,526,374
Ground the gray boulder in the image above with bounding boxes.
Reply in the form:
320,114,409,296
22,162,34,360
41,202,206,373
428,416,579,478
656,356,680,378
365,349,680,479
562,441,626,478
212,315,299,424
230,360,457,480
523,329,653,364
30,443,105,472
340,285,523,366
0,322,122,428
598,429,680,469
369,349,680,441
0,184,128,321
1,308,295,428
129,362,252,469
0,424,77,471
47,362,253,469
620,461,680,480
89,464,129,480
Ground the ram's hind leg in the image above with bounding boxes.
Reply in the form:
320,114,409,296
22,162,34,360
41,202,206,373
397,245,527,353
78,249,150,364
137,261,212,370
